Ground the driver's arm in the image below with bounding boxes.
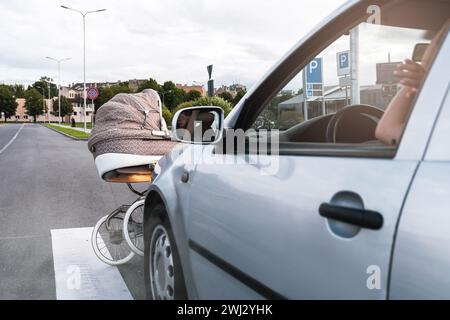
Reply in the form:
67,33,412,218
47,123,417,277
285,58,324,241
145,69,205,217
374,85,418,145
375,26,444,145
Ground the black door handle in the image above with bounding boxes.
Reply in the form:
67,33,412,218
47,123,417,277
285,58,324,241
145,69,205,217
319,202,383,230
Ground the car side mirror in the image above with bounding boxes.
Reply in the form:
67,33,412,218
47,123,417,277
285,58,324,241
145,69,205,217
412,43,429,62
172,106,224,144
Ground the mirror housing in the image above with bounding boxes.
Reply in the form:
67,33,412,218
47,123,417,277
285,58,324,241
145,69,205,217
172,106,224,144
412,43,429,62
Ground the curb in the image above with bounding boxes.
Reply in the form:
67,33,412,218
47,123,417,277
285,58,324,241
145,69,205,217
41,124,90,141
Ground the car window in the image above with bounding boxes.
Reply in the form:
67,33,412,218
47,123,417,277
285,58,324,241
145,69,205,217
251,20,445,149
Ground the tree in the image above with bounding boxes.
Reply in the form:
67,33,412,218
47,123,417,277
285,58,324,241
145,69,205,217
254,90,295,129
94,83,131,112
24,88,43,122
53,96,73,122
161,81,186,112
0,86,17,122
32,76,58,98
10,84,26,98
253,108,277,130
173,96,233,117
162,105,172,127
233,90,246,106
138,78,161,93
95,86,112,111
218,91,233,104
186,90,201,102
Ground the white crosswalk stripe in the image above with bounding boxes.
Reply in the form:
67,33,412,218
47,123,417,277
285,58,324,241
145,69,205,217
51,227,133,300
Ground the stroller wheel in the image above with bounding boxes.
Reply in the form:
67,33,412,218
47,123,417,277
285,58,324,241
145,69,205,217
91,215,135,265
123,199,145,256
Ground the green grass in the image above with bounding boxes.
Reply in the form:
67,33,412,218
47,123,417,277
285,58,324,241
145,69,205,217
60,122,93,129
44,124,91,139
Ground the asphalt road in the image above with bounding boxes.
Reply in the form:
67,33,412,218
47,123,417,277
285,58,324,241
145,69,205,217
0,124,146,299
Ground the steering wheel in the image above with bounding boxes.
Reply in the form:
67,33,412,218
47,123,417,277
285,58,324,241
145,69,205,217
325,104,384,143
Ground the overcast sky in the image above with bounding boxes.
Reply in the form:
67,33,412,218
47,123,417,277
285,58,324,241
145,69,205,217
0,0,347,88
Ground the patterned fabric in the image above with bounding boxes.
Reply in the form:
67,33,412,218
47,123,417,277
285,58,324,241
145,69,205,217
88,89,177,158
93,138,178,158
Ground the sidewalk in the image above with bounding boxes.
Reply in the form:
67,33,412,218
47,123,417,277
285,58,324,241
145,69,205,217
51,123,92,134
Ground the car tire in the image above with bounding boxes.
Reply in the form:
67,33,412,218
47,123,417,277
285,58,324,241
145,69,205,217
144,203,187,300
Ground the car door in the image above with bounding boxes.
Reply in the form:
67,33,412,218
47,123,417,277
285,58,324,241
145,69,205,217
182,3,449,299
389,34,450,299
186,145,417,299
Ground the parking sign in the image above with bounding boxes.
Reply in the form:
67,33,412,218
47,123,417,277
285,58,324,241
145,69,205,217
337,51,350,76
306,58,323,84
305,58,323,98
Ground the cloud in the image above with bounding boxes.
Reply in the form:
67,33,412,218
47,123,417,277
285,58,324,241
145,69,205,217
0,0,345,88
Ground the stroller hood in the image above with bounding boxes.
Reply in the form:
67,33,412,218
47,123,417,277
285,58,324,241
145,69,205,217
88,89,177,159
88,89,178,181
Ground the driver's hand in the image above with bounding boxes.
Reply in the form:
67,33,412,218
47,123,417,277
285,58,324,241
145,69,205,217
394,59,426,99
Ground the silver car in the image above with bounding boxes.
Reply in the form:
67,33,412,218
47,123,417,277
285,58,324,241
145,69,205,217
143,0,450,299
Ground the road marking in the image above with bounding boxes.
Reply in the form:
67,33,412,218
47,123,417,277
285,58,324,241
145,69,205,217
0,123,25,155
51,227,133,300
0,234,44,240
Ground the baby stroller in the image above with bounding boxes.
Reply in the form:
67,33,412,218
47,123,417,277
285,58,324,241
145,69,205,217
88,89,176,265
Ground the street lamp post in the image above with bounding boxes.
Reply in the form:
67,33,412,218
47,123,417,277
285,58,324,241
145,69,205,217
46,57,71,124
159,90,172,108
61,5,106,132
48,82,51,123
41,86,46,123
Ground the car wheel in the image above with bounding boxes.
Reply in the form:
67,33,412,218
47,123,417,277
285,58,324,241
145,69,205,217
144,203,187,300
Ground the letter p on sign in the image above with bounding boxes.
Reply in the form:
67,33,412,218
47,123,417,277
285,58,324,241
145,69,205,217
340,54,348,68
309,60,318,73
337,51,350,76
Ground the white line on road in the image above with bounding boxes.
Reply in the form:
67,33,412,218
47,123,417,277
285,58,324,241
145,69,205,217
0,234,44,240
51,227,133,300
0,123,25,155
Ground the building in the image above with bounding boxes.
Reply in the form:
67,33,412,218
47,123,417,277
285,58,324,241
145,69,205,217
70,81,120,91
176,83,206,96
128,79,147,92
64,83,105,123
229,83,247,94
6,98,59,123
214,85,229,96
60,86,77,100
215,83,247,97
278,84,394,119
60,86,80,121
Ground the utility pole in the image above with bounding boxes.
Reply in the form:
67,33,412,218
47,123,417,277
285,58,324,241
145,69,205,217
207,65,214,97
46,57,71,124
41,86,46,123
159,90,172,108
48,82,51,123
350,26,360,104
302,69,309,121
61,5,106,132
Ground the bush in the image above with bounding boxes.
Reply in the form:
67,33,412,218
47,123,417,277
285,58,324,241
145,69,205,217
278,110,304,130
162,105,173,126
172,96,233,117
172,101,194,115
218,91,234,104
